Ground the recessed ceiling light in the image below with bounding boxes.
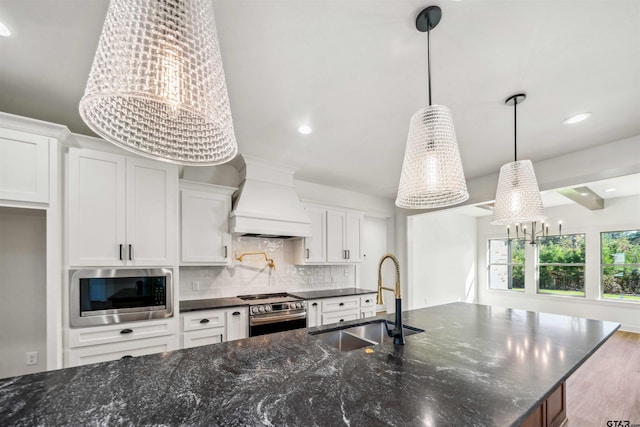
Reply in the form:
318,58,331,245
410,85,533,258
297,125,312,135
604,188,616,193
0,21,11,38
563,112,592,125
580,192,589,196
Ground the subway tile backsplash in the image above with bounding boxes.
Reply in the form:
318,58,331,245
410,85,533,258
179,236,356,300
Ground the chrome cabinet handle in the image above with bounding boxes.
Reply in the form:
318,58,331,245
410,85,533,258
306,249,310,259
128,244,133,261
199,318,210,324
120,328,133,335
232,311,241,316
224,245,228,258
119,244,124,260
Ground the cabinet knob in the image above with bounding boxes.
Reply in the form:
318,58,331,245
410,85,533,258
199,318,210,324
232,311,241,316
365,299,370,303
312,302,318,307
339,319,344,322
121,355,133,359
120,328,133,335
339,302,344,307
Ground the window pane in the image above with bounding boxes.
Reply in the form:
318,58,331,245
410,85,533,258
538,235,586,264
489,240,508,264
601,230,640,301
511,265,525,291
489,239,525,291
511,239,525,265
489,265,525,291
538,266,585,296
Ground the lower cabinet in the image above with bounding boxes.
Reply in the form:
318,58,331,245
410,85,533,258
180,307,248,349
306,293,377,328
520,382,566,427
66,318,178,367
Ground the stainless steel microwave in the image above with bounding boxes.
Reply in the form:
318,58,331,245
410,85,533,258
70,268,173,327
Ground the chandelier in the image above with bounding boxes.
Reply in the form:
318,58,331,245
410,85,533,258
395,6,469,209
79,0,238,165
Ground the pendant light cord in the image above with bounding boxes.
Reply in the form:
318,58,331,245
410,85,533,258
427,25,432,106
513,100,517,162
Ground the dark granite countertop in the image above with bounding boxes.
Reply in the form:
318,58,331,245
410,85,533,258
179,297,247,313
289,287,377,300
0,303,619,426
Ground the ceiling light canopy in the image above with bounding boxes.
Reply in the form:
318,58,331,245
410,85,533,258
395,6,469,209
297,125,312,135
563,112,592,125
79,0,238,165
492,94,545,225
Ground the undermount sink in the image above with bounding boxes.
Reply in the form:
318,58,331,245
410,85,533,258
310,320,423,352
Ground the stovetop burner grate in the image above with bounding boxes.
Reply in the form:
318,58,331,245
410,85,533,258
237,293,289,301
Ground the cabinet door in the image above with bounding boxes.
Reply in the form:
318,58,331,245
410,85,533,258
304,207,326,263
126,158,177,266
0,129,49,203
345,212,363,262
306,300,322,328
225,308,248,341
181,189,230,264
67,336,175,367
68,148,126,266
182,327,224,349
322,310,359,326
326,210,346,263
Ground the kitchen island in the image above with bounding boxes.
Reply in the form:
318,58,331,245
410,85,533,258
0,303,619,426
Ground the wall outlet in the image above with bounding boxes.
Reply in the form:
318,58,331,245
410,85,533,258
192,281,200,291
26,351,38,366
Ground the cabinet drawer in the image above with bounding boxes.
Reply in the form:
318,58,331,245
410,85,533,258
322,310,359,326
68,319,176,348
182,309,226,332
360,294,376,307
182,327,225,349
67,336,176,367
322,296,360,313
361,308,376,319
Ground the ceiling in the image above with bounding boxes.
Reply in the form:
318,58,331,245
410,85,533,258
0,0,639,201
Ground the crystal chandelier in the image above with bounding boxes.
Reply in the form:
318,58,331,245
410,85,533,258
79,0,238,165
491,94,545,225
395,6,469,209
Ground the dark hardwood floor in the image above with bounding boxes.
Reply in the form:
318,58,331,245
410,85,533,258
565,331,640,426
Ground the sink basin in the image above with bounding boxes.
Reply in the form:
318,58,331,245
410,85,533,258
310,320,423,352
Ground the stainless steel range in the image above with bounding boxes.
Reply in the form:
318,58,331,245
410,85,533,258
238,293,306,337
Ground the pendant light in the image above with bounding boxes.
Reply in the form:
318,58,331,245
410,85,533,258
491,94,545,225
79,0,238,165
396,6,469,209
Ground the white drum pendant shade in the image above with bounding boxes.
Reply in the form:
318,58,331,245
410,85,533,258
79,0,238,165
396,105,469,209
491,160,545,225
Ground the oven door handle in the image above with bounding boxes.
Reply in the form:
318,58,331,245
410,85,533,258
250,311,306,326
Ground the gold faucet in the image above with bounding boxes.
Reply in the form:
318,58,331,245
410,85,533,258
235,252,276,271
377,253,404,345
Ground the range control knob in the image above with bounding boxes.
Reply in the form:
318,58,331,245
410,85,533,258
258,306,266,313
251,306,259,314
265,305,272,312
295,302,302,309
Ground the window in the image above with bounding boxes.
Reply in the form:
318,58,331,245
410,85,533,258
601,230,640,301
488,239,525,291
537,234,586,297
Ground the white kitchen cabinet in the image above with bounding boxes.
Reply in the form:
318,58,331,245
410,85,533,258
302,206,326,263
0,128,50,203
66,318,178,367
180,181,235,265
67,147,177,267
305,293,377,327
180,307,248,349
326,209,363,263
306,299,322,328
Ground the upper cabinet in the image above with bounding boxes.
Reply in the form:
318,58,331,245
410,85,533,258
0,128,50,204
67,148,178,267
179,180,235,265
295,203,363,264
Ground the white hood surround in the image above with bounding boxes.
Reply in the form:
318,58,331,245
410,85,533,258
229,156,311,238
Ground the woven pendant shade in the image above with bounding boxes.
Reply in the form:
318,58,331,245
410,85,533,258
491,160,545,225
79,0,238,165
396,105,469,209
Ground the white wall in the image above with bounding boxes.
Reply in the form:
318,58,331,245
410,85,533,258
0,207,47,379
477,195,640,332
407,210,477,310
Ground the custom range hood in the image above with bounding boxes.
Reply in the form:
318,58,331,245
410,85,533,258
230,156,311,238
